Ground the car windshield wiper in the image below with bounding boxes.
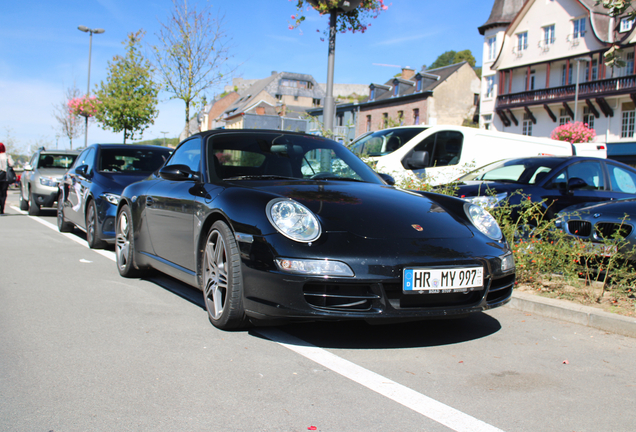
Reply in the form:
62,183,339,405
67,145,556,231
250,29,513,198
313,176,365,182
479,178,521,183
224,175,298,181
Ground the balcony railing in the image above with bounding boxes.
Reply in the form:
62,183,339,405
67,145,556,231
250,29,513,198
497,75,636,109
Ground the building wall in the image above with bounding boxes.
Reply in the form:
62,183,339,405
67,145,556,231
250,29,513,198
355,99,429,137
428,63,480,125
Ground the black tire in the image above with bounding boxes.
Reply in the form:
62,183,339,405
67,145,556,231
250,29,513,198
19,190,28,211
86,200,107,249
201,221,248,330
27,191,40,216
115,204,147,278
57,192,74,232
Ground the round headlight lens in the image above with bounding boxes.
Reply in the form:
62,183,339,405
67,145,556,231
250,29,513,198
267,199,321,243
465,203,502,240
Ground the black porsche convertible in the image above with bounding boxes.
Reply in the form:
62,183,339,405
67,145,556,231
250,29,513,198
115,130,515,329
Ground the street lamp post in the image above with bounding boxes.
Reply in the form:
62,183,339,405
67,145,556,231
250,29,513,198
77,25,105,148
160,131,169,147
573,56,592,123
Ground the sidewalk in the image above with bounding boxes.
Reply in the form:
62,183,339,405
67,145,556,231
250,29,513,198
508,290,636,338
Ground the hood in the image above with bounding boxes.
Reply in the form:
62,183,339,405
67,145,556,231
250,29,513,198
37,168,69,179
243,180,474,240
95,172,151,194
560,198,636,217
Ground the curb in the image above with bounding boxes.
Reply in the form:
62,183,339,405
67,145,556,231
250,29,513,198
507,291,636,338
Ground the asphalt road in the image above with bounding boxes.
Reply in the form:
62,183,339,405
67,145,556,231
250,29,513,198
1,189,635,432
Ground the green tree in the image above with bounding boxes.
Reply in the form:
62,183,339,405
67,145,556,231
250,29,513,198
95,31,159,144
52,83,84,150
427,49,476,70
152,0,235,136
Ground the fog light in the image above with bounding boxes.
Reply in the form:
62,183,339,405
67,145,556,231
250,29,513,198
500,253,515,272
275,258,354,277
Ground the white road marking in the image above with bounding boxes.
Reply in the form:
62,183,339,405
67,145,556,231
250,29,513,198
257,328,505,432
15,205,506,432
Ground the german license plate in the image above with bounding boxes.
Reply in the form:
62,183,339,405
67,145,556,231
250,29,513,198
403,267,484,294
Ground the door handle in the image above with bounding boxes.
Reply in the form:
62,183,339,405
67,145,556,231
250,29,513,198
146,196,154,207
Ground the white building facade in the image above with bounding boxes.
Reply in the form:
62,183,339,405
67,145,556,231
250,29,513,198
479,0,636,162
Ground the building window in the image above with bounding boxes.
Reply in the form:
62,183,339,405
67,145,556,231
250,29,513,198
393,85,399,97
573,18,586,39
621,51,635,77
543,25,555,45
369,88,375,101
366,115,372,132
336,113,344,127
413,108,420,125
275,94,282,101
485,76,495,98
562,64,573,85
526,69,536,90
584,59,598,81
281,79,310,89
622,102,636,138
559,108,572,125
416,79,422,92
487,36,497,61
294,95,299,101
382,113,389,128
397,111,404,125
620,17,634,32
483,114,493,130
517,31,528,51
312,98,320,107
583,106,595,130
522,118,533,136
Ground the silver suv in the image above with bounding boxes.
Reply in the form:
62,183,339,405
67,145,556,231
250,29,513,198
20,148,79,215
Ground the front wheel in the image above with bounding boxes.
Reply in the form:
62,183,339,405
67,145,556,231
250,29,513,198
27,191,40,216
19,189,28,211
201,221,248,330
57,193,74,232
115,204,147,278
86,200,107,249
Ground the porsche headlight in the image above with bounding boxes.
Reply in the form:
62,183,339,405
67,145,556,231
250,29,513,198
465,203,502,240
267,198,321,243
462,192,507,209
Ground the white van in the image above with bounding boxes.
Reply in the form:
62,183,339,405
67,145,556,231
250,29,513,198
349,125,607,185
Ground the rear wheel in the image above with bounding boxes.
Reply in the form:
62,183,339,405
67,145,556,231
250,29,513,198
27,191,40,216
57,193,74,232
86,200,107,249
115,204,147,278
201,221,248,330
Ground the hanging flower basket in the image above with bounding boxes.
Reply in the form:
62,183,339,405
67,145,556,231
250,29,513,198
68,95,101,118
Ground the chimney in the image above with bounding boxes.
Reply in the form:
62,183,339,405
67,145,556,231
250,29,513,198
401,67,415,81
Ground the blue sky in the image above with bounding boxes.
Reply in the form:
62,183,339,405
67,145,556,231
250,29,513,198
1,0,493,151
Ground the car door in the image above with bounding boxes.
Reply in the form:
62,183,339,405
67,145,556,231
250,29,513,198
542,159,616,214
407,131,464,183
21,153,38,200
65,147,96,226
144,138,202,271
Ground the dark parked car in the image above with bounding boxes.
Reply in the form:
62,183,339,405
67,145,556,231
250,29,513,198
20,148,79,215
57,144,172,248
453,156,636,219
115,129,516,330
556,198,636,261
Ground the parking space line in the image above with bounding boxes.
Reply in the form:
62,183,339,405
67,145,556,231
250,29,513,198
256,328,505,432
10,205,116,262
14,205,504,432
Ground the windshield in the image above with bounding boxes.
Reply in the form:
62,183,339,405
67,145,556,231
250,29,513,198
38,154,77,169
207,132,384,184
98,148,171,173
459,158,566,184
349,127,426,157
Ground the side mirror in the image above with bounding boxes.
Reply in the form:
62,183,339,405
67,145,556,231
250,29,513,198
24,164,33,171
567,177,587,191
378,173,395,186
159,164,200,181
75,165,88,177
404,151,429,170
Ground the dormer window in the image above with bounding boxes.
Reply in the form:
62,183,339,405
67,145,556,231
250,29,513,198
393,83,399,97
416,78,422,92
620,17,634,32
370,88,375,100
